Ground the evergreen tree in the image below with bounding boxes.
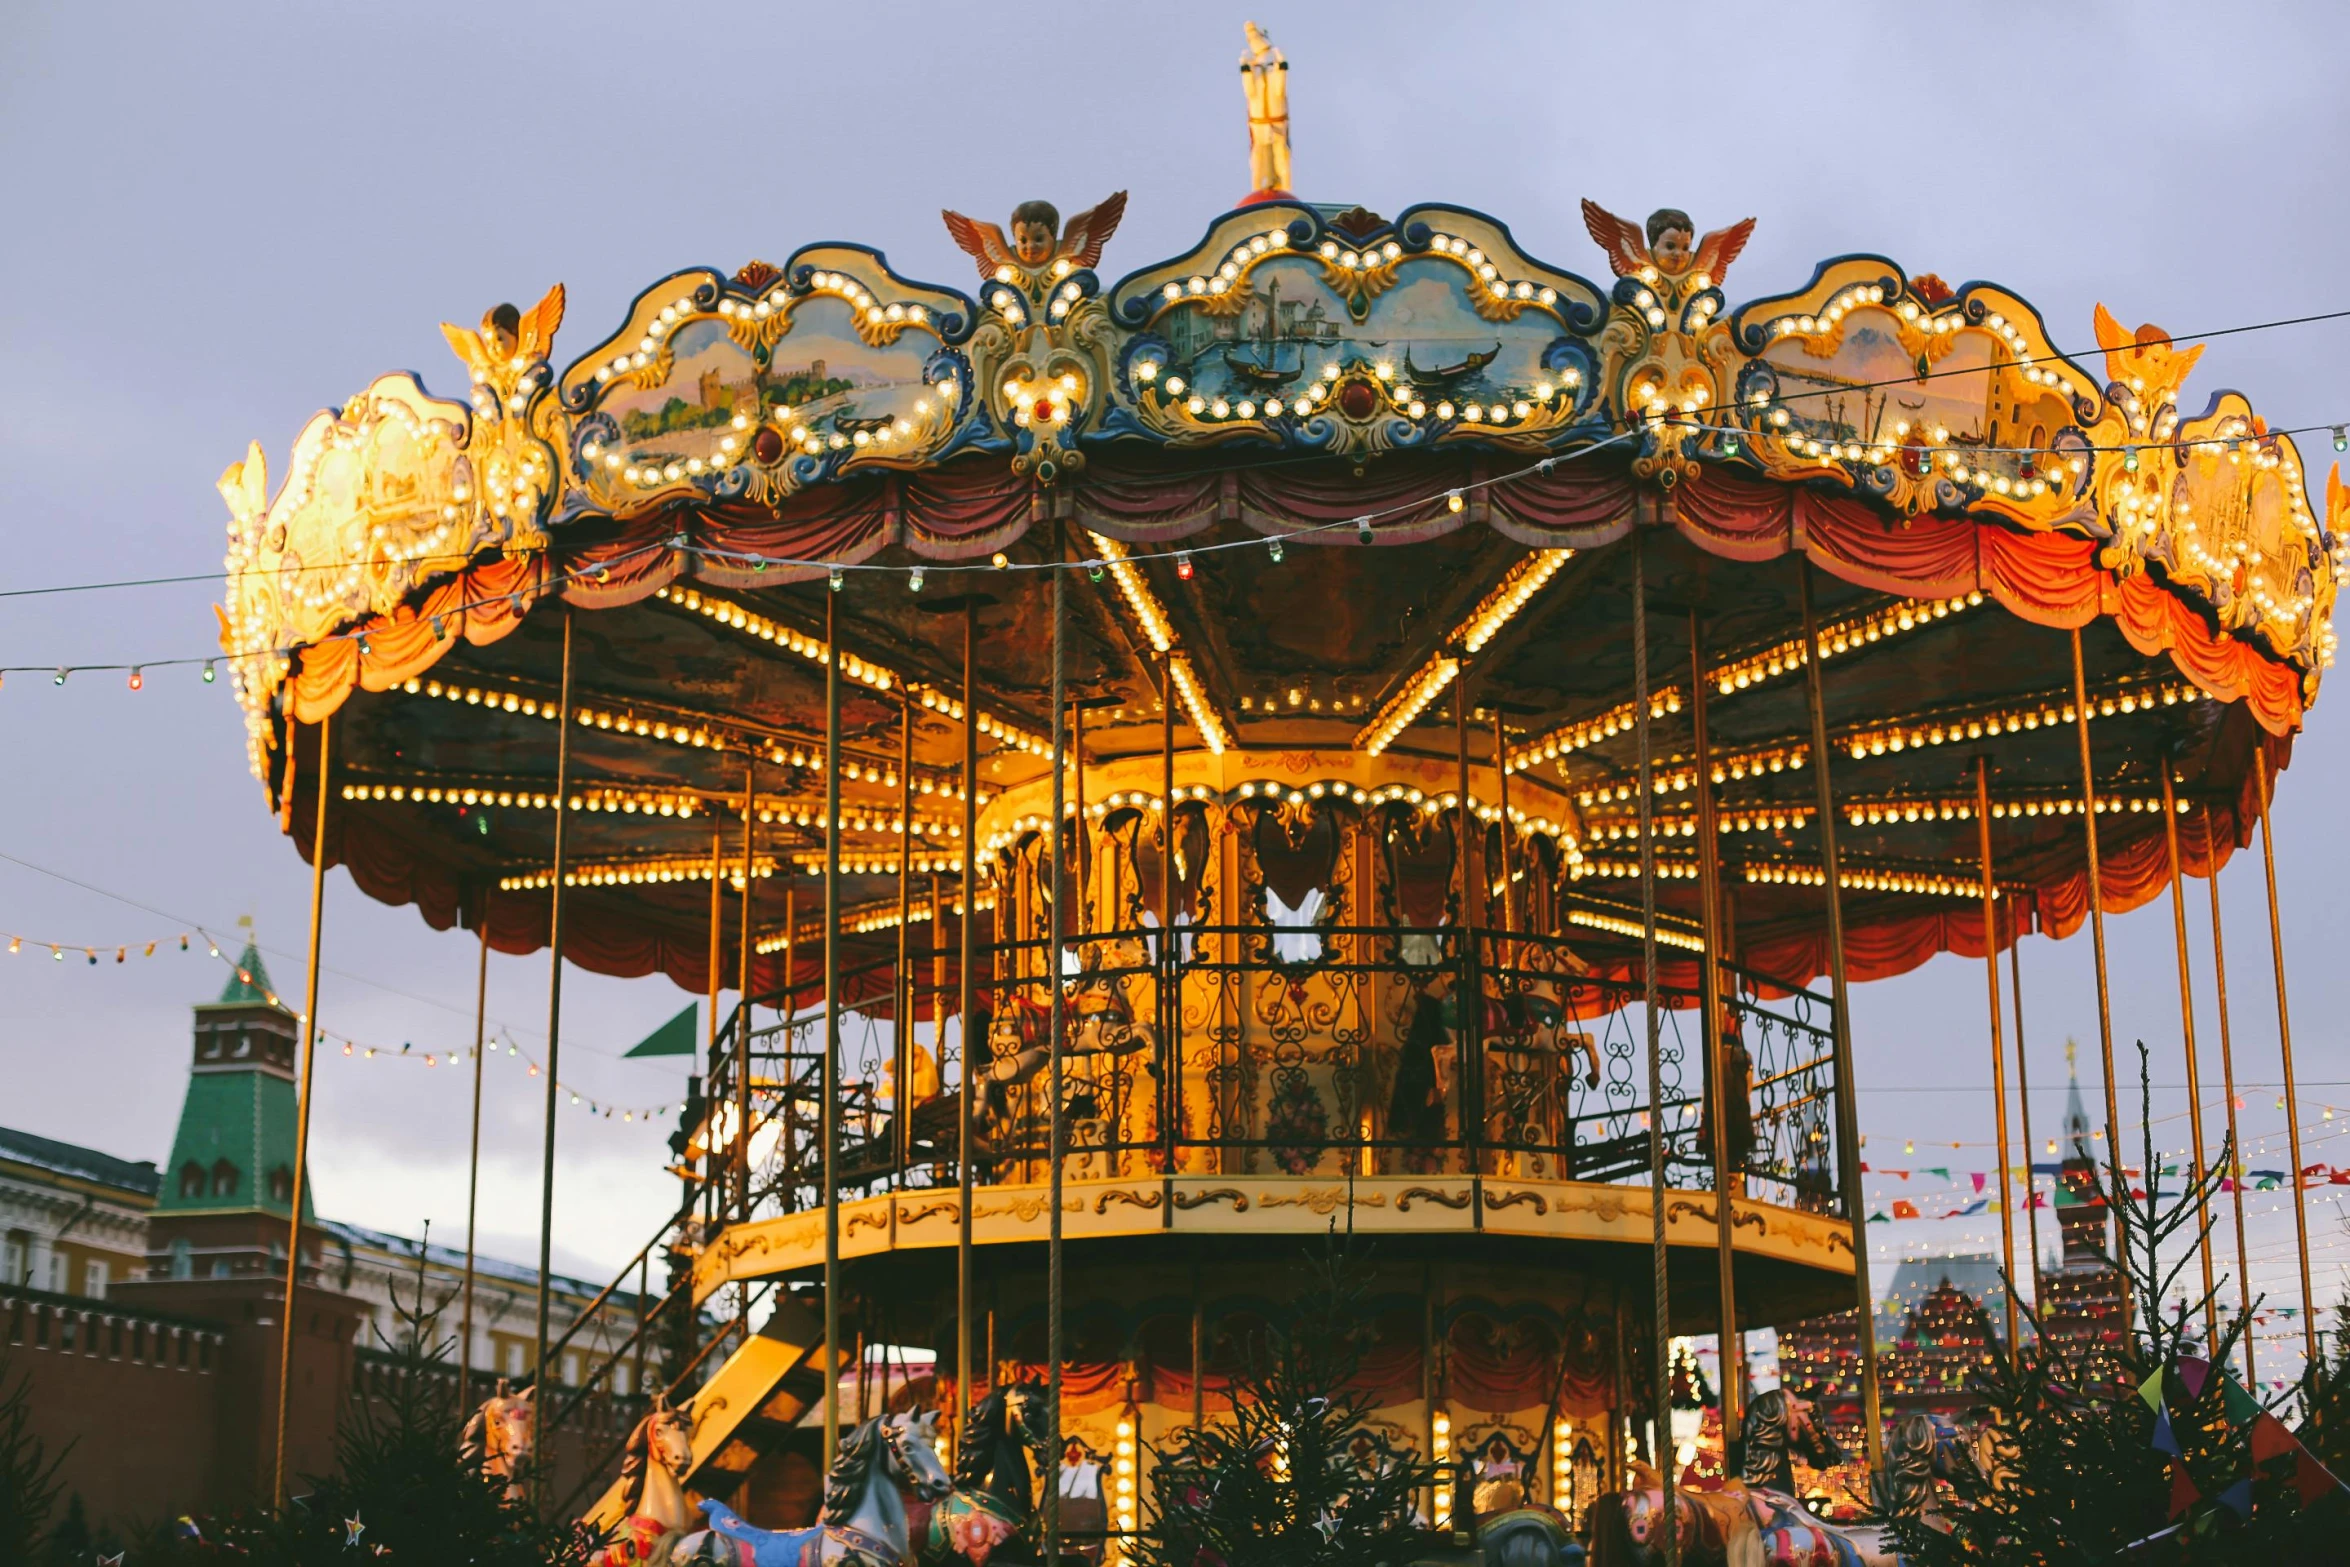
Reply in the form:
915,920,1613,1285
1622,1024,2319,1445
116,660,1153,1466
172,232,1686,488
1134,1238,1436,1567
0,1350,70,1562
1890,1044,2349,1564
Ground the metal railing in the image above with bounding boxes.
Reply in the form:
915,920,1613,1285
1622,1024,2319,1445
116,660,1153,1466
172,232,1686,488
699,923,1843,1223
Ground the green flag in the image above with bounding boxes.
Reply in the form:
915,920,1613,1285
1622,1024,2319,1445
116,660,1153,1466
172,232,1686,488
2221,1374,2263,1428
625,1003,700,1058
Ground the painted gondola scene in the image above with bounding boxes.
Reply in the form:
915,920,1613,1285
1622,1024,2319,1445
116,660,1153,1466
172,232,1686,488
5,9,2350,1567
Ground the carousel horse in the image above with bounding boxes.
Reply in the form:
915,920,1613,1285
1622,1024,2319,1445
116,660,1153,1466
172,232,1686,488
460,1380,537,1504
883,1410,946,1562
671,1415,953,1567
592,1397,700,1565
980,944,1157,1122
1455,1431,1582,1567
1585,1484,1761,1567
1731,1392,1912,1567
1867,1411,1965,1528
926,1381,1050,1566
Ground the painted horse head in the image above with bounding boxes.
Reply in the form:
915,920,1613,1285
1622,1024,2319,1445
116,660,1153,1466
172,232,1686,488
460,1380,536,1500
955,1380,1051,1511
607,1394,698,1539
674,1415,952,1567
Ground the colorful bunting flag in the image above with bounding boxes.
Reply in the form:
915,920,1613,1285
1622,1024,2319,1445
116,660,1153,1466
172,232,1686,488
2167,1457,2199,1520
2138,1366,2168,1414
2151,1404,2181,1456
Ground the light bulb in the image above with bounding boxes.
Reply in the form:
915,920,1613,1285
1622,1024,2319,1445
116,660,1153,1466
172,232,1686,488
1175,551,1194,581
828,567,844,592
908,565,925,593
127,668,143,691
1356,516,1374,544
1267,536,1285,563
2335,426,2347,453
2123,447,2138,472
1446,489,1465,513
53,668,66,686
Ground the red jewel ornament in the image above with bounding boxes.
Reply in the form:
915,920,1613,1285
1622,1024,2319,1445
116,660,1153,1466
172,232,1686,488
1032,398,1056,423
750,426,785,465
1337,380,1380,421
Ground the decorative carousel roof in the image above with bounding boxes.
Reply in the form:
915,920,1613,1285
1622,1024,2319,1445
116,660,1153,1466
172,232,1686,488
213,188,2344,1000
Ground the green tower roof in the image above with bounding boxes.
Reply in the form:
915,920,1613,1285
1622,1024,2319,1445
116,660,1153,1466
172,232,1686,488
213,940,281,1007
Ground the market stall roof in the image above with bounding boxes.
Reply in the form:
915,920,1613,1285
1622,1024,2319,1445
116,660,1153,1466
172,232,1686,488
216,192,2341,1000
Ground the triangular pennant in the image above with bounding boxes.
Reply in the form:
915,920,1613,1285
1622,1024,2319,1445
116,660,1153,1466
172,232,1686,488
2222,1375,2263,1427
2152,1404,2182,1455
2177,1356,2212,1400
2138,1365,2168,1413
2294,1449,2341,1508
2168,1456,2200,1520
2216,1478,2254,1518
2249,1410,2297,1465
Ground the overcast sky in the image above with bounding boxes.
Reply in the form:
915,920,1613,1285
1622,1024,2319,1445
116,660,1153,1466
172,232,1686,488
3,2,2346,1376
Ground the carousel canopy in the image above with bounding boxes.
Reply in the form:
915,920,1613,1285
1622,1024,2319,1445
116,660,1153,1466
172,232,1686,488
214,190,2343,1000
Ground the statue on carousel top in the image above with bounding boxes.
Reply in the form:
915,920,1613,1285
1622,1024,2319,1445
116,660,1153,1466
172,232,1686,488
1239,21,1292,201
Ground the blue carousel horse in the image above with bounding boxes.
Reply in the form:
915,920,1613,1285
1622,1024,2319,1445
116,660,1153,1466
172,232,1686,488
671,1415,954,1567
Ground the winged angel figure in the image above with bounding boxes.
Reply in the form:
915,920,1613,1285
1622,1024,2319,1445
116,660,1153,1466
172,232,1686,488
441,284,566,406
1580,199,1755,289
941,192,1127,296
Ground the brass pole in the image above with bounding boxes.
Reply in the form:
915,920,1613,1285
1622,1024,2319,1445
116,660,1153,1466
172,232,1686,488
1800,564,1879,1468
2067,629,2129,1326
2009,941,2043,1310
1974,758,2020,1352
1160,657,1178,1179
2201,810,2256,1380
1454,666,1482,1191
1047,547,1068,1565
2252,748,2318,1365
706,823,724,1057
736,755,756,1344
1689,610,1740,1444
2160,767,2219,1346
532,606,575,1502
461,905,490,1410
957,600,978,1438
1073,697,1088,940
1493,709,1516,933
1630,534,1676,1567
272,714,332,1506
896,696,914,1174
823,592,843,1468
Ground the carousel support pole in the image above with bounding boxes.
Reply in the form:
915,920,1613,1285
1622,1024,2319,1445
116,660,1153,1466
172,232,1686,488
737,756,756,1342
823,591,844,1469
1689,610,1740,1454
1047,542,1069,1567
2253,748,2318,1365
931,871,946,1119
271,714,332,1508
1630,534,1676,1566
2160,766,2219,1347
896,696,915,1175
2009,941,2043,1310
1454,664,1484,1193
781,883,797,1214
1800,564,1880,1469
461,903,491,1410
2067,629,2129,1327
1073,696,1088,944
2201,811,2256,1379
1974,759,2021,1353
532,606,575,1507
1160,655,1178,1182
1191,1260,1205,1438
957,600,978,1438
633,1250,649,1406
1492,709,1516,933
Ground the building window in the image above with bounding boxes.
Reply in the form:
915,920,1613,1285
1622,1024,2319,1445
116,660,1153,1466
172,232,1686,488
504,1341,524,1377
267,1166,294,1204
2,1236,23,1286
563,1352,580,1388
179,1162,207,1199
84,1260,108,1299
211,1160,240,1198
170,1238,193,1279
44,1253,65,1293
210,1258,232,1279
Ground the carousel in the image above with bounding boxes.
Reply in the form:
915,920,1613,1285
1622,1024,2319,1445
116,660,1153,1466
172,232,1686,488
218,28,2340,1566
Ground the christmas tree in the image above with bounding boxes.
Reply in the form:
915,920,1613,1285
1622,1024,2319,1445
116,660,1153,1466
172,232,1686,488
0,1350,70,1561
1135,1239,1437,1567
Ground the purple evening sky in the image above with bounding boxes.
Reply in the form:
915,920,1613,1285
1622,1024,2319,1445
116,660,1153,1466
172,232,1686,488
2,2,2345,1371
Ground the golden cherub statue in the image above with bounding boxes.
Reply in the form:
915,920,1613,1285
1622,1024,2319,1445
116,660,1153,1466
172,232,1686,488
1580,200,1756,290
1240,22,1291,199
941,193,1129,295
440,284,566,405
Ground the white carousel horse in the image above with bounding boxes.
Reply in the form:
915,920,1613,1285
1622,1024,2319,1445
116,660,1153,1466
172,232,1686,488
460,1380,536,1504
981,937,1158,1121
591,1395,699,1565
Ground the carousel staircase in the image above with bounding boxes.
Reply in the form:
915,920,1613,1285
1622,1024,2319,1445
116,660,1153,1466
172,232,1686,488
581,1293,842,1532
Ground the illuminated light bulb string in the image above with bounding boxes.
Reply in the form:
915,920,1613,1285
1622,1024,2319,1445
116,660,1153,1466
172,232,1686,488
2,915,679,1127
8,392,2350,687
